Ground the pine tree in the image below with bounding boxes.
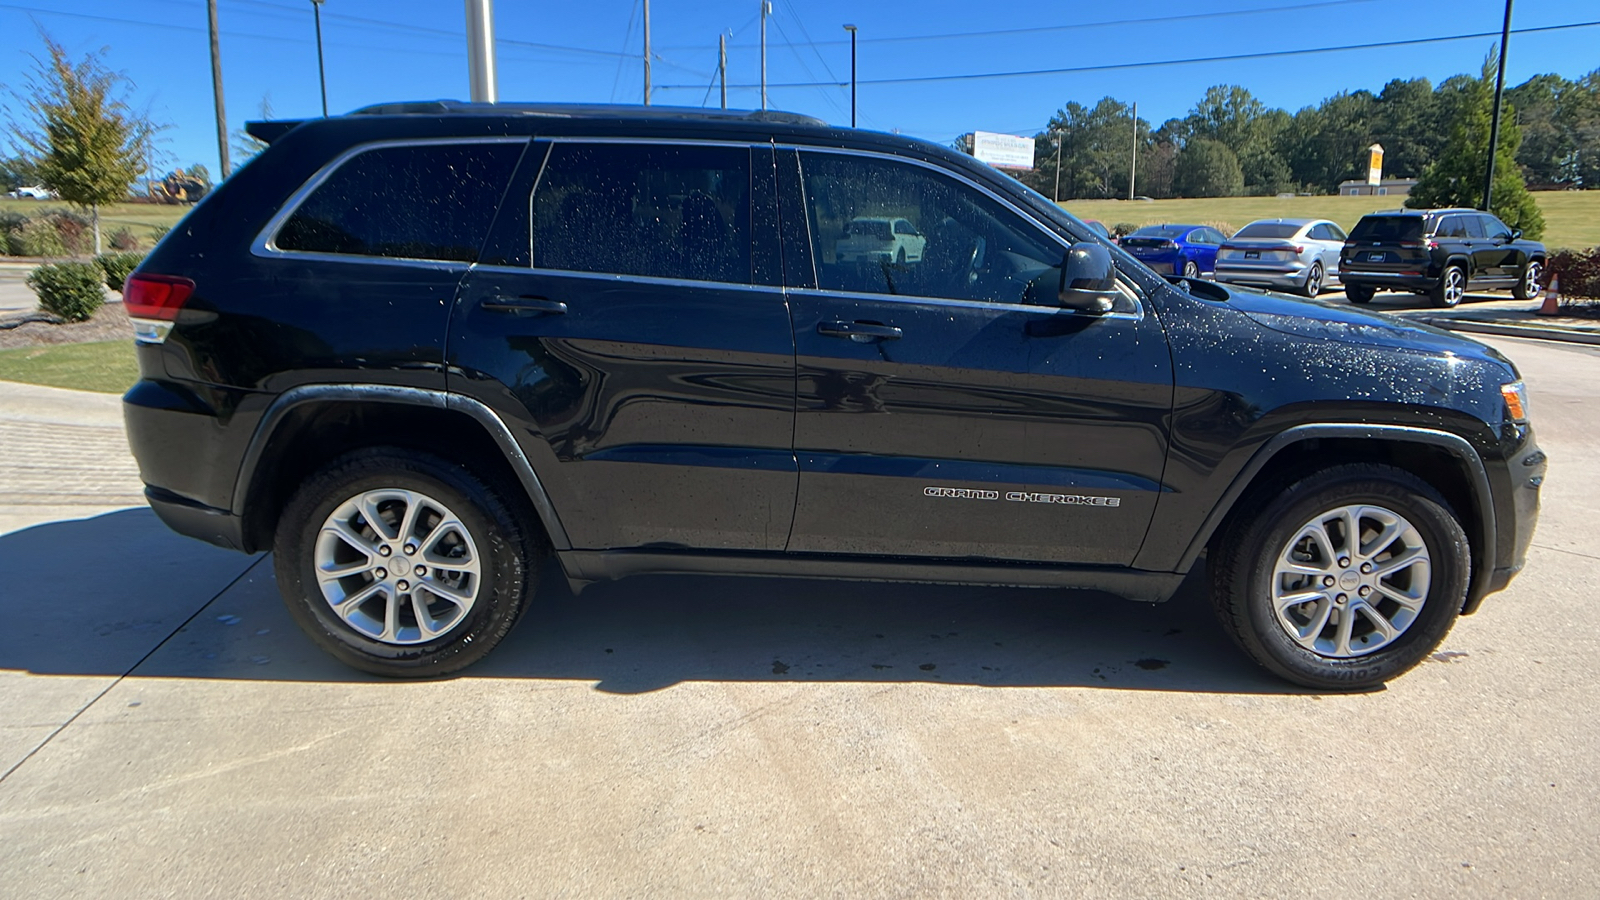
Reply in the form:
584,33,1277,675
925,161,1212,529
1407,56,1544,240
8,33,157,255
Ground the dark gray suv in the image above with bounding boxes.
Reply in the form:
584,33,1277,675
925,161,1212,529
1339,208,1546,307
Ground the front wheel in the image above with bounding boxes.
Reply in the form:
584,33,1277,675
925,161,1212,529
1514,259,1543,301
1209,464,1470,690
274,447,541,677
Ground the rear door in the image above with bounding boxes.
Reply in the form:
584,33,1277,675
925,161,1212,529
780,148,1173,565
447,140,798,551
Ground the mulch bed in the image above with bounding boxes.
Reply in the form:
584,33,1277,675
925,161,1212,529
0,301,133,350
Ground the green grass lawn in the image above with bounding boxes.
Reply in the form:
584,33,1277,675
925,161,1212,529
0,198,192,247
1063,191,1600,250
0,340,138,394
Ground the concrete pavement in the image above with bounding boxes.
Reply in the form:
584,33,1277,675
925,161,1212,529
1,336,1598,897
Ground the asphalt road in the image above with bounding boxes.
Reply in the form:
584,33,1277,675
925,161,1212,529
0,334,1596,898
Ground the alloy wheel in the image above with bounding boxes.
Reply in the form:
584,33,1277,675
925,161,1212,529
1271,503,1431,658
1441,267,1465,306
313,488,482,645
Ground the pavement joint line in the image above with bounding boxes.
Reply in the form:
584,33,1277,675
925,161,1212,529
1530,542,1600,562
0,552,267,785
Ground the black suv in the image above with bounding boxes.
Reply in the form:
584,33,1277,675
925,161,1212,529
1339,208,1546,308
122,103,1544,690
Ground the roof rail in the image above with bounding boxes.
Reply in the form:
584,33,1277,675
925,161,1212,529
347,100,828,127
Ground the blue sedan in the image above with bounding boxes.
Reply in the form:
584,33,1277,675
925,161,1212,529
1118,223,1227,278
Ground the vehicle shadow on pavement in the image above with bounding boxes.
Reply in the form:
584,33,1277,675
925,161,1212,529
1,507,1308,695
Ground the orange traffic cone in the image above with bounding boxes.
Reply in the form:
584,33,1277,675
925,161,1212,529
1538,272,1561,316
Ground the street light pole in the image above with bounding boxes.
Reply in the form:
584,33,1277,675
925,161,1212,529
1129,101,1139,201
642,0,651,105
760,1,770,110
1053,131,1063,203
719,33,727,110
1483,0,1513,212
311,0,328,117
206,0,230,179
842,24,857,128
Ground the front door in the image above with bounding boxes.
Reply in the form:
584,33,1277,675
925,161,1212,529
781,149,1173,565
448,140,798,551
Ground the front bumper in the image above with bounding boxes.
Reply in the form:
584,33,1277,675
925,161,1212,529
1463,426,1546,614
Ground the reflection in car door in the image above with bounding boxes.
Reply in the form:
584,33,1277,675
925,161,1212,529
778,148,1173,565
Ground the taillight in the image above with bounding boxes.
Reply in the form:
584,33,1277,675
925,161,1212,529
123,273,194,344
1293,245,1304,254
124,273,194,321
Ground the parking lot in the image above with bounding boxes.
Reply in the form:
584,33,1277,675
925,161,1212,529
1,332,1596,897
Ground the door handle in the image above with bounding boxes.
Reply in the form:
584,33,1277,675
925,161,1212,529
817,320,902,340
481,296,568,315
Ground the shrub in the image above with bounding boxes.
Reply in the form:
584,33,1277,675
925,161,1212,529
1112,222,1138,238
150,224,170,242
1546,247,1600,305
16,217,66,257
108,226,139,251
95,251,144,292
26,261,105,322
44,210,92,256
0,210,29,256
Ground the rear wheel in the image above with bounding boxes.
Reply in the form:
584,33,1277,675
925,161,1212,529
274,447,541,677
1182,259,1199,279
1210,464,1469,690
1431,265,1466,308
1300,262,1324,298
1513,259,1543,301
1345,285,1375,304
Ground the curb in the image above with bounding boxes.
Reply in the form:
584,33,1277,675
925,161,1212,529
1413,316,1600,346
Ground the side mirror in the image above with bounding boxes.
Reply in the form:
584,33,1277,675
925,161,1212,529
1058,242,1118,314
1510,228,1523,241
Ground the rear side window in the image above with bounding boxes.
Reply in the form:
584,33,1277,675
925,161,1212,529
531,143,752,284
274,142,524,263
1348,216,1422,242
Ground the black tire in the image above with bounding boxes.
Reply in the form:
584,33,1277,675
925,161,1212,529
1209,464,1470,691
896,247,907,265
1431,265,1466,308
1345,285,1375,304
273,447,541,677
1513,259,1543,301
1182,259,1200,279
1300,262,1324,298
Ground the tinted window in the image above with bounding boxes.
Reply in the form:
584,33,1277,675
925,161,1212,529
799,151,1060,305
1236,223,1301,239
1436,216,1470,238
276,142,523,263
1462,215,1487,238
1480,215,1511,239
531,143,751,284
1131,225,1190,239
1349,216,1423,242
1325,223,1347,240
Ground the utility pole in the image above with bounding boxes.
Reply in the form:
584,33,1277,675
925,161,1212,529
311,0,328,117
1483,0,1513,212
207,0,230,178
760,1,770,110
464,0,498,102
843,24,857,127
719,33,728,110
1129,101,1138,201
642,0,651,105
1053,131,1063,203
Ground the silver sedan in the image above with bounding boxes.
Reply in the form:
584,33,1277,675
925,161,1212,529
1214,218,1348,298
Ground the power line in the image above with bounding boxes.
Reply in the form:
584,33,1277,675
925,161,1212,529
657,0,1381,51
655,19,1600,90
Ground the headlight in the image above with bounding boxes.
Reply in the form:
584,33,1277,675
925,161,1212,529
1501,380,1529,422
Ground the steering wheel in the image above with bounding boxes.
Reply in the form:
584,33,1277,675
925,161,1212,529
966,236,987,285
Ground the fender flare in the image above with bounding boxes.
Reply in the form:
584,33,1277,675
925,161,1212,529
232,384,572,550
1176,424,1494,578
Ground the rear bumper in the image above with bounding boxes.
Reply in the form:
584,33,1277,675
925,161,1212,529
1339,270,1436,292
146,486,247,552
1215,264,1309,290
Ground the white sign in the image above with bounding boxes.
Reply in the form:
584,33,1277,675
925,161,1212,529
1367,143,1384,186
971,131,1035,170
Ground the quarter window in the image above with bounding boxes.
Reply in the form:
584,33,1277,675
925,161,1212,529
275,142,523,263
531,143,751,284
799,151,1060,305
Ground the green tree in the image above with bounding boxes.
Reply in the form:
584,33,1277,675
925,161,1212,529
1173,138,1243,197
1028,97,1149,200
1371,78,1440,179
1408,56,1544,239
7,33,157,254
1279,91,1376,193
0,154,41,189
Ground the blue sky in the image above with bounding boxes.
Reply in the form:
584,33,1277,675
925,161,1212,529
4,0,1598,177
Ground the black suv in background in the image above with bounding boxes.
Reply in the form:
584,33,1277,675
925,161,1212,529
122,103,1544,690
1339,208,1546,308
